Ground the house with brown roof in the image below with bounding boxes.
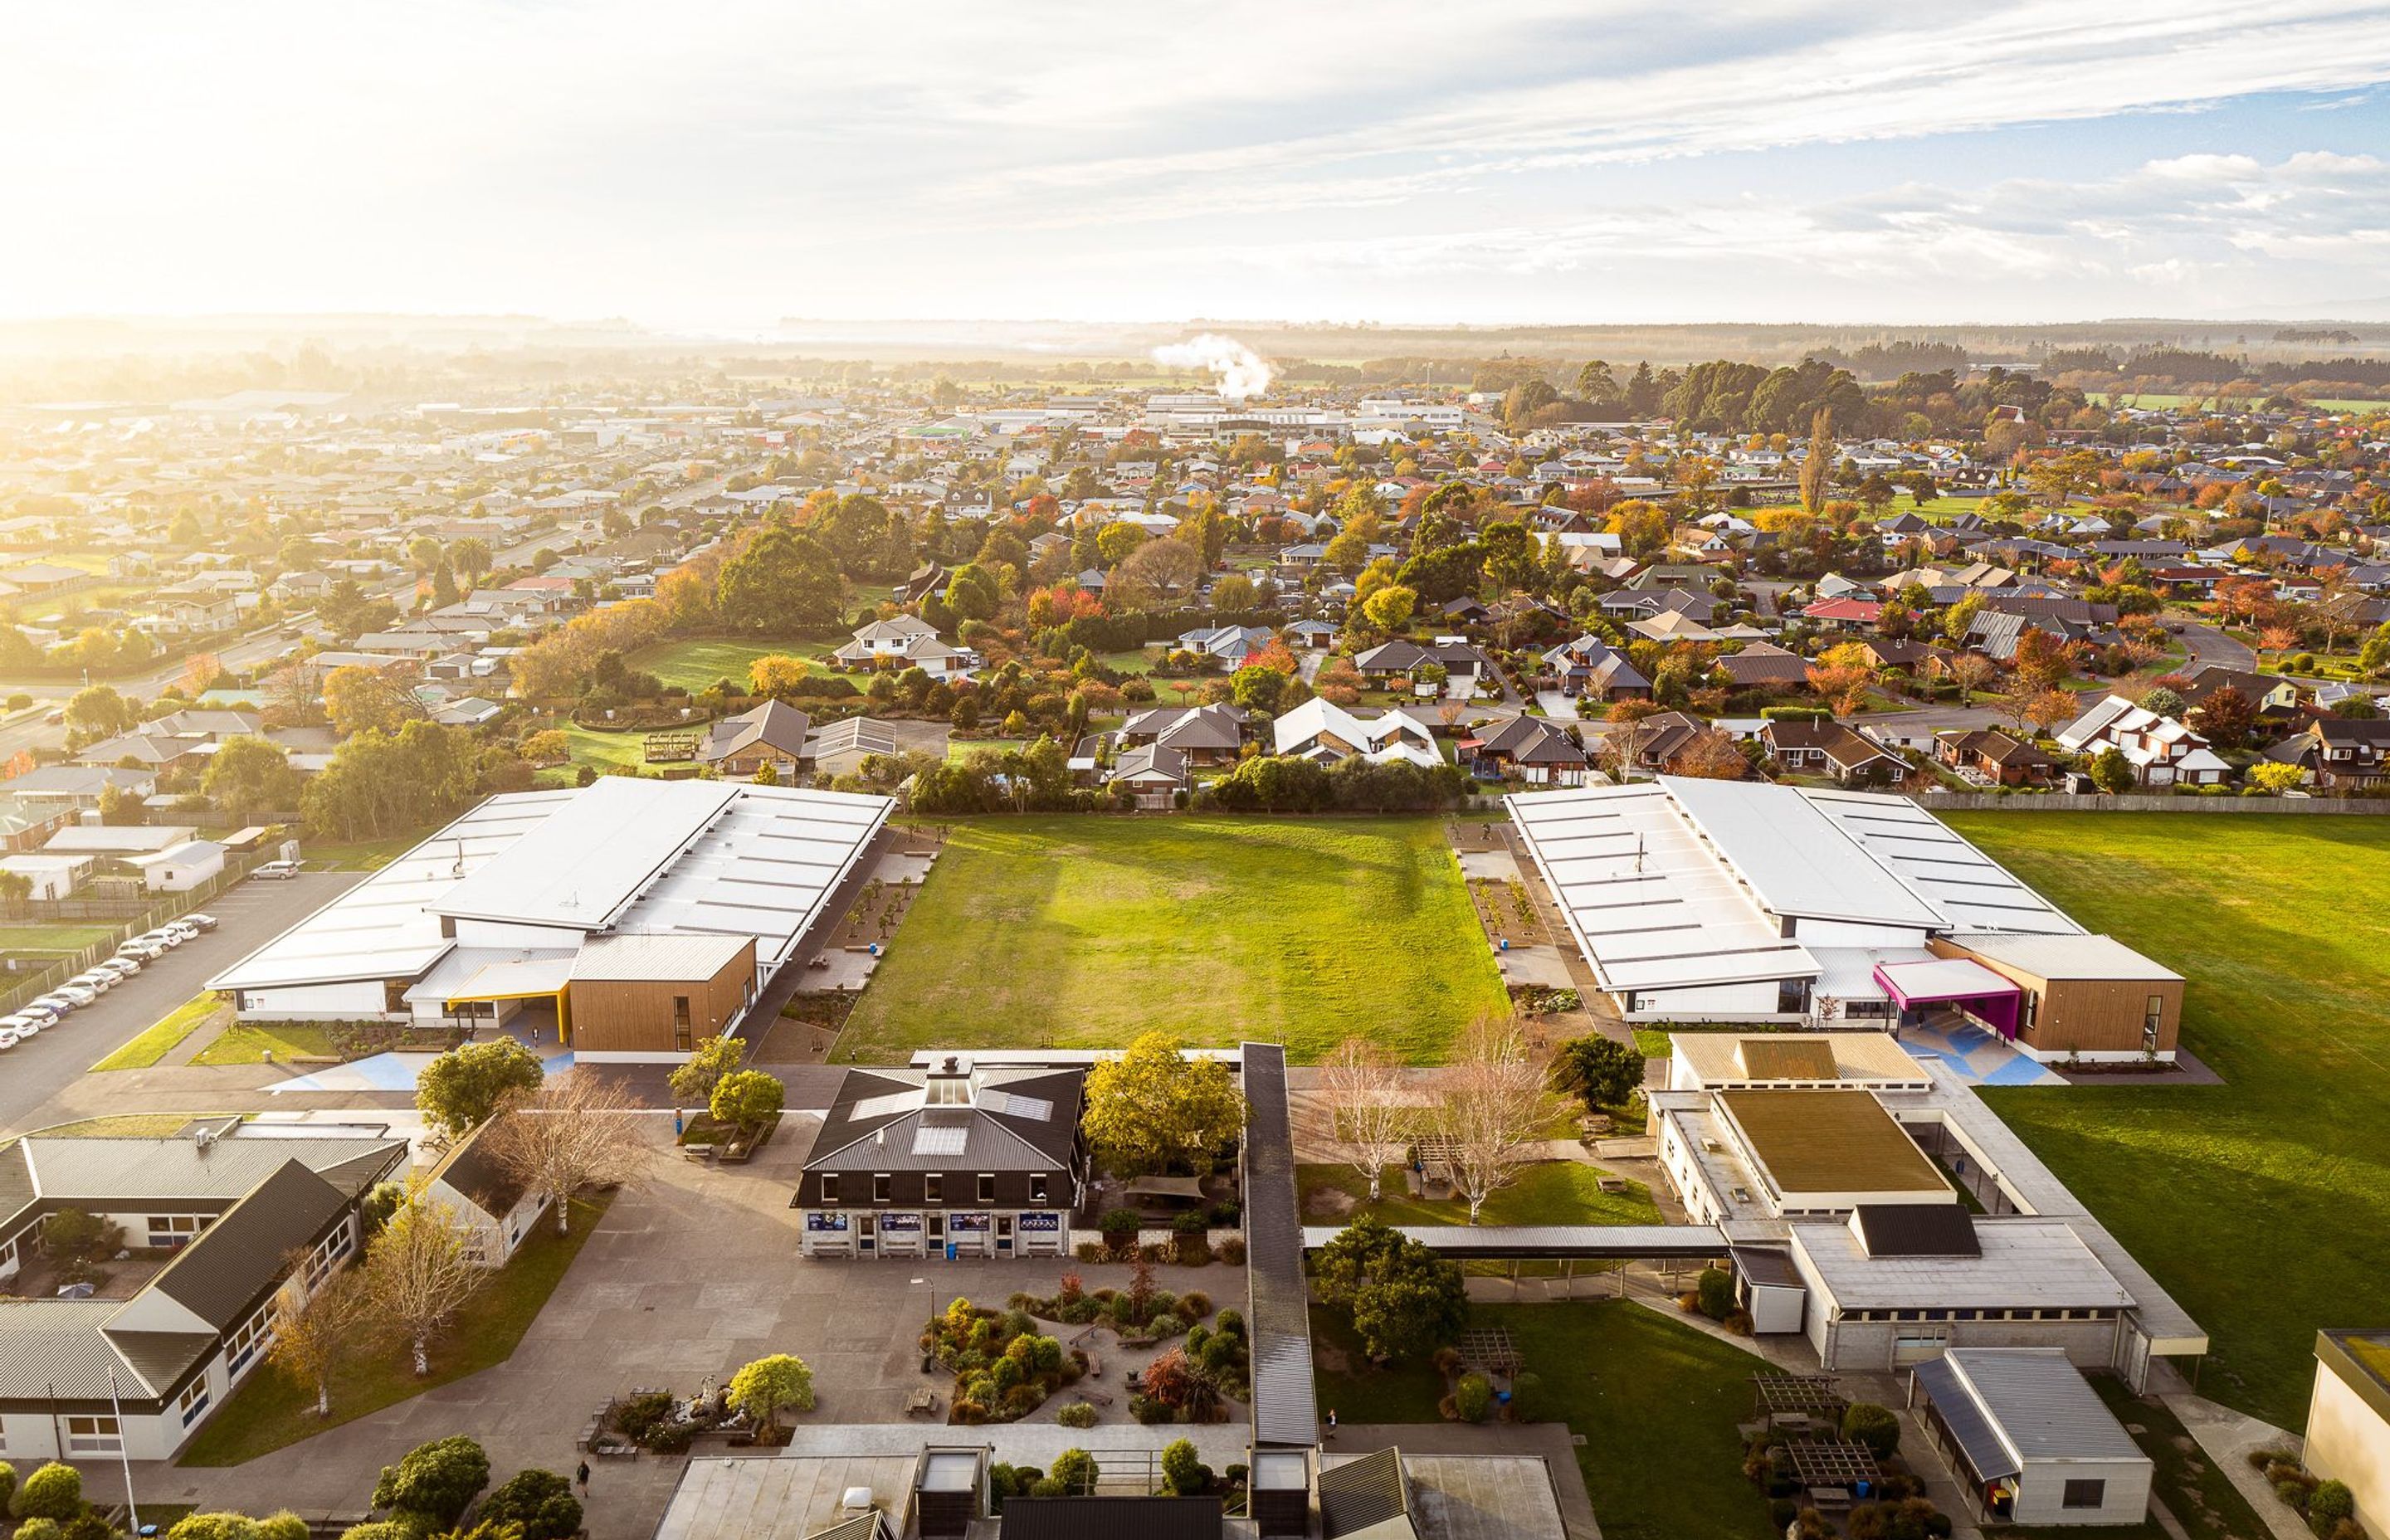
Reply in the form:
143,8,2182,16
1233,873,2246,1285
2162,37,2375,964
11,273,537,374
427,1114,550,1266
1936,728,2057,787
1761,719,1904,786
697,699,812,777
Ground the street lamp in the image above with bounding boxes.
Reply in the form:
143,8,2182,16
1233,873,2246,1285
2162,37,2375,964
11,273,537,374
912,1277,934,1374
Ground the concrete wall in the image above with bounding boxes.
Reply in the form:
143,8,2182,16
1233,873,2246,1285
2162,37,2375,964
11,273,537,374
2012,1457,2155,1527
2309,1349,2390,1533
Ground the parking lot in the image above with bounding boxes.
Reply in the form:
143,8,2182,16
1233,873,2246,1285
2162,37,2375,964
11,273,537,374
0,870,362,1138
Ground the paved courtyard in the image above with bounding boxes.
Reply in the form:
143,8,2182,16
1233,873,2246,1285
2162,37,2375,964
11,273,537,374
112,1114,1245,1538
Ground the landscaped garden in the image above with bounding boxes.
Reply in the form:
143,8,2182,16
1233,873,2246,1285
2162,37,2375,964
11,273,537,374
1298,1159,1659,1228
90,992,230,1070
834,816,1508,1062
1947,811,2390,1430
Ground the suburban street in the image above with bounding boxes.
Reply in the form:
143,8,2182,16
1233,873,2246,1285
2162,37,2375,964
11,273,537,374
0,871,359,1138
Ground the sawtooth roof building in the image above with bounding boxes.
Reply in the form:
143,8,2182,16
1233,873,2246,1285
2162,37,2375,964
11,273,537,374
1508,778,2183,1062
209,777,894,1060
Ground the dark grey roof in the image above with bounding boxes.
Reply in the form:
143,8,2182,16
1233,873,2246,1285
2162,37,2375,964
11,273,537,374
1319,1448,1409,1538
803,1066,1084,1175
17,1134,405,1205
429,1114,529,1219
0,1143,35,1236
701,699,812,762
1911,1355,2022,1481
0,1301,193,1400
999,1497,1223,1539
1852,1204,1981,1259
1241,1042,1318,1450
152,1159,351,1332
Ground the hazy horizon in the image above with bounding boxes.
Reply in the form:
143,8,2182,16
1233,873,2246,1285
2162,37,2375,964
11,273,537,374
10,2,2390,331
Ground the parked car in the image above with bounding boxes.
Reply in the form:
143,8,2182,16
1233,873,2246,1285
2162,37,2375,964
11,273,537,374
31,990,85,1012
0,1013,41,1037
117,938,168,962
136,929,184,949
254,860,302,880
94,957,139,980
163,920,202,943
13,1002,61,1027
181,912,219,932
0,1027,19,1050
67,970,116,994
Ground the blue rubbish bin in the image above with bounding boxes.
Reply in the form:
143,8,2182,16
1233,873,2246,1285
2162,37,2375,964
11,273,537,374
946,1240,958,1261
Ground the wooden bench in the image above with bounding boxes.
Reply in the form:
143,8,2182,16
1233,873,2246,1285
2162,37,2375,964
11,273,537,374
905,1386,941,1417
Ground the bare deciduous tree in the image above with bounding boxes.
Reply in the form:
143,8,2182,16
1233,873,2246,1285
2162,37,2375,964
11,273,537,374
361,1182,484,1376
266,1252,368,1417
486,1068,654,1236
1315,1037,1413,1203
1433,1014,1558,1225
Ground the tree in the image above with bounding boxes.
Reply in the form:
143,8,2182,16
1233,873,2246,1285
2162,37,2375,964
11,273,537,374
1311,1216,1468,1362
41,1208,121,1267
2011,626,2071,692
1210,573,1256,612
1841,1402,1901,1460
1949,651,1997,704
1081,1031,1246,1178
1361,584,1417,631
370,1436,490,1530
1554,1036,1645,1113
477,1470,581,1540
667,1034,746,1109
1160,1436,1210,1496
266,1259,368,1418
1666,728,1749,780
2088,745,2137,794
1314,1038,1413,1203
718,525,846,632
747,654,812,698
360,1187,484,1376
1095,522,1148,565
728,1353,816,1438
64,685,134,740
415,1039,545,1142
407,536,446,575
1432,1015,1554,1224
202,735,304,823
324,665,424,738
2190,685,2255,749
518,729,568,766
485,1070,652,1235
710,1069,785,1141
2024,688,2080,739
2246,761,2305,793
97,781,145,826
1798,409,1834,515
448,538,493,586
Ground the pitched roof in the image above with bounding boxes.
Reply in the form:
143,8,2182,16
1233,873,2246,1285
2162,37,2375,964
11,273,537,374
700,699,812,762
150,1158,353,1332
803,1065,1085,1174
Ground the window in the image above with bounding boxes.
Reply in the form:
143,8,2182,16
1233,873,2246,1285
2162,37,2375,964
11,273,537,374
227,1300,276,1375
873,1173,892,1204
1029,1173,1049,1205
924,1174,943,1204
673,996,692,1053
147,1214,204,1249
2062,1479,2106,1510
977,1173,996,1204
819,1173,840,1204
2144,994,2163,1050
177,1377,212,1427
66,1416,120,1454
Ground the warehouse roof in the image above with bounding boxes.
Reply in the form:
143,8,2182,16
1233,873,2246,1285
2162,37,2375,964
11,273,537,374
1790,1217,2135,1310
1714,1089,1950,1196
1664,777,1943,928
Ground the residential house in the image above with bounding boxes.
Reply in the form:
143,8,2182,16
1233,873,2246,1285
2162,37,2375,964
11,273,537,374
1762,719,1905,786
2056,696,2230,786
833,616,977,680
1271,698,1441,768
1349,638,1493,695
1174,625,1275,669
1118,704,1250,767
1936,729,2057,787
2264,717,2390,788
1461,716,1592,785
1715,642,1810,690
802,717,902,781
698,699,812,777
1542,636,1652,700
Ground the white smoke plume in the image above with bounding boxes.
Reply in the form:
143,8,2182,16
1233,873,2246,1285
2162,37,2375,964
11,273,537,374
1149,333,1275,403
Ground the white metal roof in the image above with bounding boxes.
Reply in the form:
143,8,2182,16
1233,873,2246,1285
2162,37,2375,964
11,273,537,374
1790,1216,2134,1310
1876,957,2018,1000
1802,790,2085,935
1950,932,2182,982
1939,1348,2147,1464
570,932,751,982
1661,776,1944,928
435,777,743,928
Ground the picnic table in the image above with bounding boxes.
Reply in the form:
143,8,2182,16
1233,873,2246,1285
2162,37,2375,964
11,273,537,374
905,1386,941,1417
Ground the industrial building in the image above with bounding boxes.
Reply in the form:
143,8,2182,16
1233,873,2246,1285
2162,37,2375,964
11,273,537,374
1508,778,2183,1061
208,777,894,1061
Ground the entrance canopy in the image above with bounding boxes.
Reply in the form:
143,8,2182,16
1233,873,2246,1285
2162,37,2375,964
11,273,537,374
1875,958,2022,1040
444,956,575,1005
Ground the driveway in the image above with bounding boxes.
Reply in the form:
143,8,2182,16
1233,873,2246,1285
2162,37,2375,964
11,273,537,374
2177,620,2253,674
0,872,362,1138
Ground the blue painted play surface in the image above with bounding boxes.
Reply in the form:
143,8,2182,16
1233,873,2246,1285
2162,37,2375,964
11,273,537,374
1898,1019,2064,1088
266,1046,577,1094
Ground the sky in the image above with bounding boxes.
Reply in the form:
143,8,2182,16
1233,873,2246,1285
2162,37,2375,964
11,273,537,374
7,0,2390,331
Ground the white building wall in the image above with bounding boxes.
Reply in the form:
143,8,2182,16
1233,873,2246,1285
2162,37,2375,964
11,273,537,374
1622,980,1788,1019
2011,1457,2153,1526
2308,1364,2390,1534
233,979,394,1021
450,919,589,950
1788,919,1934,949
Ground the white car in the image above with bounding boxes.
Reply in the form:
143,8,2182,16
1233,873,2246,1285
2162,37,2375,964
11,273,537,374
182,912,220,932
0,1027,19,1050
118,938,168,961
164,920,202,943
254,860,302,880
44,983,97,1007
68,970,116,994
94,957,139,981
0,1014,40,1039
13,1003,60,1028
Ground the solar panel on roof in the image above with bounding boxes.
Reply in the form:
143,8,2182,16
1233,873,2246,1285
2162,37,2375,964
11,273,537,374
912,1126,967,1157
978,1091,1052,1121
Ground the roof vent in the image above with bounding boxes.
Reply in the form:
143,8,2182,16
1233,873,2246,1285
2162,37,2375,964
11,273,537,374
841,1486,873,1513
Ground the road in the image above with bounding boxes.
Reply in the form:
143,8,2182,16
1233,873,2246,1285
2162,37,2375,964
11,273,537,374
2176,619,2254,674
0,871,360,1138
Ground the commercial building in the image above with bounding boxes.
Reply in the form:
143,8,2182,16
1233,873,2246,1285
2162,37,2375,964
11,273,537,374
1908,1348,2153,1526
794,1055,1087,1260
1508,778,2183,1060
208,777,893,1061
0,1123,405,1462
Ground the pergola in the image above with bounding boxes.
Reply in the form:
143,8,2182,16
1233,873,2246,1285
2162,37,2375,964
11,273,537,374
1459,1327,1520,1377
1414,1134,1461,1187
1874,957,2022,1040
1782,1441,1882,1490
1751,1372,1849,1422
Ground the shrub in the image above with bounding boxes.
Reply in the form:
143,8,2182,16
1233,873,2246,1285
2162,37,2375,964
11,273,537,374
60,1514,109,1540
1055,1403,1098,1429
1842,1402,1901,1460
1508,1372,1544,1422
1049,1449,1096,1495
15,1523,64,1540
2309,1480,2354,1533
1148,1313,1183,1340
1432,1345,1464,1377
12,1465,82,1523
1056,1272,1085,1307
1695,1266,1735,1320
1178,1290,1212,1319
1770,1499,1800,1530
952,1399,990,1425
1453,1373,1494,1423
1099,1208,1142,1240
1162,1439,1210,1497
1214,1308,1246,1338
1217,1237,1246,1265
1173,1210,1208,1235
1132,1396,1173,1425
1002,1384,1045,1417
2279,1480,2314,1510
1074,1241,1108,1264
0,1469,12,1520
371,1436,490,1529
1723,1309,1753,1336
1175,1233,1212,1265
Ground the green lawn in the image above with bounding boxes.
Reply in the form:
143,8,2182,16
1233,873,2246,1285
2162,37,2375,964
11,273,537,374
304,832,430,871
193,1022,339,1065
1095,648,1160,675
836,816,1507,1063
0,924,119,952
626,636,837,692
178,1193,612,1466
91,992,228,1071
1314,1300,1776,1540
1947,812,2390,1430
559,719,661,770
1298,1161,1660,1228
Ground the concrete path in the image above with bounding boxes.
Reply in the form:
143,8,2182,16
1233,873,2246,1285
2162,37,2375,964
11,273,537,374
2147,1360,2310,1540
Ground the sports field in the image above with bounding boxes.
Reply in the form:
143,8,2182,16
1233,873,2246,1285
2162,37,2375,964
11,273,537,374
836,816,1506,1063
1949,811,2390,1430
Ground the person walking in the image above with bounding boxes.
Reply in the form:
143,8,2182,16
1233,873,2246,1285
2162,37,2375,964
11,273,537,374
1324,1407,1337,1441
575,1459,591,1498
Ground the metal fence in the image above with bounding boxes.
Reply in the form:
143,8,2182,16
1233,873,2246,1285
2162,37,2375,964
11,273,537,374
0,851,266,1017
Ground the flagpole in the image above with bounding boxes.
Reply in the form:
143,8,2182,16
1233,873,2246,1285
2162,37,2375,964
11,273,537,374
108,1367,139,1536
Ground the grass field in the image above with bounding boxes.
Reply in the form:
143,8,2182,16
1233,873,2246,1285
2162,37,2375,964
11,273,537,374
304,832,429,871
836,816,1507,1063
178,1192,612,1466
558,719,661,770
1313,1300,1775,1540
0,924,119,952
91,992,227,1071
193,1022,339,1065
627,636,837,692
1298,1161,1660,1228
1947,811,2390,1430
